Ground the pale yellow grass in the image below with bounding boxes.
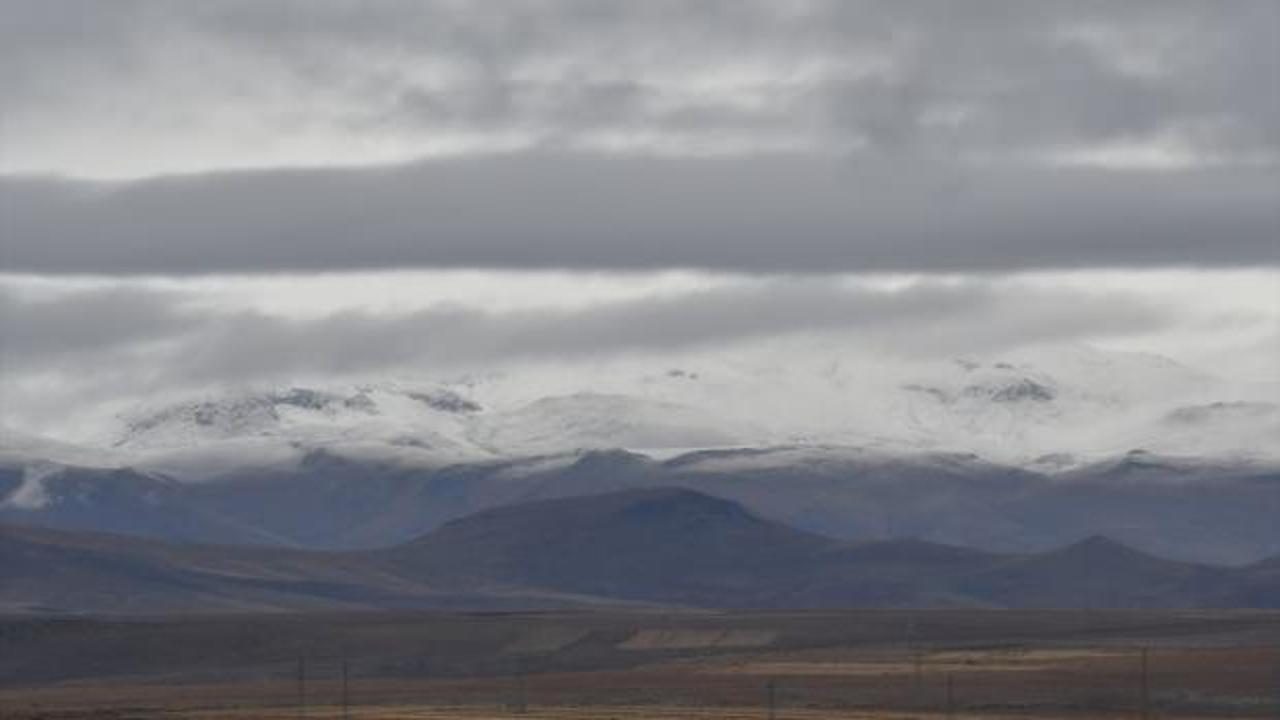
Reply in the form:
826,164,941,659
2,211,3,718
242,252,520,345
619,629,778,651
716,647,1135,676
181,705,1157,720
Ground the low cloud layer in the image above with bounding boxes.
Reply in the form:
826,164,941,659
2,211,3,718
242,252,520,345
4,154,1277,274
0,276,1167,386
4,270,1275,441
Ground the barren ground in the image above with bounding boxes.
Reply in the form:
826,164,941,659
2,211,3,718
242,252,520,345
2,610,1277,719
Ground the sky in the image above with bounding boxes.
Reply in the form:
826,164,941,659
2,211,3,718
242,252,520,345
0,0,1277,439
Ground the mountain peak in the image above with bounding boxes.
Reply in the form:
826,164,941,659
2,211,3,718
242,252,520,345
569,448,655,469
1061,534,1136,555
1035,534,1186,573
390,487,833,605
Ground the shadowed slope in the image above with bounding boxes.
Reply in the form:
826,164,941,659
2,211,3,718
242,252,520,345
3,489,1276,613
386,487,834,606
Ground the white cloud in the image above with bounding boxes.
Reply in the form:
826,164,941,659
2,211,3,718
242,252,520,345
1,269,1276,439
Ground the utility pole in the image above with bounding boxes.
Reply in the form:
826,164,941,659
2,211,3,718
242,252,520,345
945,672,955,720
297,655,306,719
513,672,527,714
341,657,350,720
766,679,777,720
1273,645,1279,720
914,648,925,703
1139,647,1151,720
903,615,923,708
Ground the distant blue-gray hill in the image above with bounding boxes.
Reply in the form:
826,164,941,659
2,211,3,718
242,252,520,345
4,447,1278,566
3,487,1276,614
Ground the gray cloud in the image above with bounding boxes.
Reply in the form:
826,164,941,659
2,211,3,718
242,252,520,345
0,278,1169,388
1,3,1276,274
2,1,1276,172
2,2,1274,440
3,154,1277,274
0,286,193,364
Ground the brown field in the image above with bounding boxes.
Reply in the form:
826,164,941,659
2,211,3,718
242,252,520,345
2,610,1278,719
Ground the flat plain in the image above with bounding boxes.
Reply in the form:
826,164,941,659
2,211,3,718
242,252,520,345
2,609,1279,719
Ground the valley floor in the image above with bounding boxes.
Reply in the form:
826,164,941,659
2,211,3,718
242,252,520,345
3,655,1277,719
58,707,1280,720
2,610,1278,719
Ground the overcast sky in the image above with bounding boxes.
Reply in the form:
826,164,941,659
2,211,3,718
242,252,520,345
0,1,1276,436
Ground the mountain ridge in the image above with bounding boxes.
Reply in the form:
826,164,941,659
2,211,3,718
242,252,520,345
3,488,1276,615
4,445,1279,565
12,347,1276,473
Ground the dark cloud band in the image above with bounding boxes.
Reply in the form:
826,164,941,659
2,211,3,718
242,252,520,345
3,154,1277,274
0,278,1167,385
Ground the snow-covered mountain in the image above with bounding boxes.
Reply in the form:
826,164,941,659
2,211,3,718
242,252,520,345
4,342,1278,565
5,345,1275,480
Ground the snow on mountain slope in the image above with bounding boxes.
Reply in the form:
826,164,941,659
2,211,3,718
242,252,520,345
1150,401,1280,459
115,386,470,449
2,462,61,509
11,345,1273,479
102,383,490,477
871,346,1274,464
469,392,752,456
0,427,124,469
664,444,994,477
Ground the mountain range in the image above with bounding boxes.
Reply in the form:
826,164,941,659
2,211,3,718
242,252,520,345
3,445,1277,565
3,488,1276,614
2,347,1277,611
9,346,1279,470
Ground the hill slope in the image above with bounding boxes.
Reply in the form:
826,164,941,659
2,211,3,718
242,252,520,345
6,447,1277,565
385,488,834,606
3,488,1275,614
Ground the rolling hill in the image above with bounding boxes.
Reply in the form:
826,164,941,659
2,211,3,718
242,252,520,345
5,446,1278,565
2,488,1274,614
